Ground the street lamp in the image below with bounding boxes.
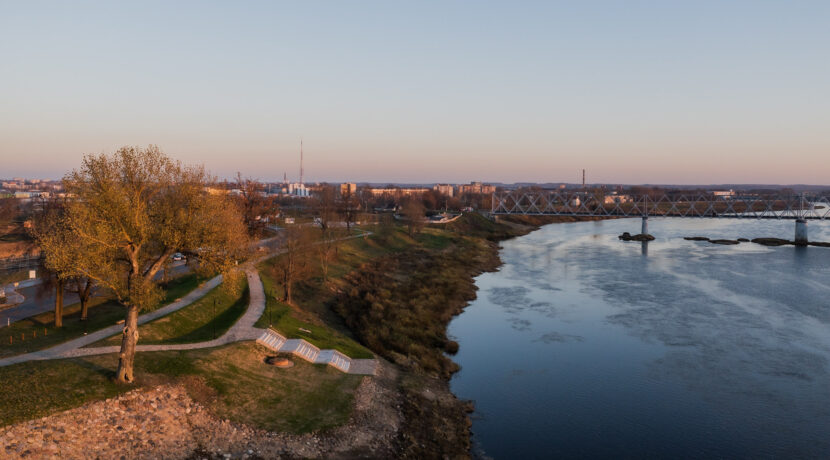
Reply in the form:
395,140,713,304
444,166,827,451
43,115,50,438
212,298,216,339
269,289,273,327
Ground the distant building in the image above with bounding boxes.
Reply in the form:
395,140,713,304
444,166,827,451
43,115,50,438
368,188,429,197
288,183,310,197
604,194,633,204
458,181,496,195
14,190,47,199
340,182,357,197
711,190,736,199
433,184,455,197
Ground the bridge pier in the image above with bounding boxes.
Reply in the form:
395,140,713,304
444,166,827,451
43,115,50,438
641,216,648,235
795,219,808,246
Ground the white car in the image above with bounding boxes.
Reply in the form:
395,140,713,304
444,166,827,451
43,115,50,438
172,252,185,261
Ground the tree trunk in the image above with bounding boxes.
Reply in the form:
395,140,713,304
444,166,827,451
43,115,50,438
54,279,64,328
115,305,140,383
79,280,92,321
79,297,89,321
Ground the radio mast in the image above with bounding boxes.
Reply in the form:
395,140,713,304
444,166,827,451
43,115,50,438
300,137,303,185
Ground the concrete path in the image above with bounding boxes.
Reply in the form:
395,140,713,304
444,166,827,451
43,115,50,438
0,275,223,366
0,241,378,375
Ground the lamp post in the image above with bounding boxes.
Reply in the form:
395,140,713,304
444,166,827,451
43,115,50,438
269,289,273,327
212,298,216,339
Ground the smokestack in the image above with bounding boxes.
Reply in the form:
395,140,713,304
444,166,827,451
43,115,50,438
300,138,304,185
582,169,585,189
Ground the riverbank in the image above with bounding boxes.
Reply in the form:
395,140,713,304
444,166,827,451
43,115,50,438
0,214,588,458
330,213,601,457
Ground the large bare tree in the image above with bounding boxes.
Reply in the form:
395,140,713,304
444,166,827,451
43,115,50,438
313,184,339,233
234,172,279,237
62,146,248,383
401,198,426,237
275,225,313,305
0,197,19,228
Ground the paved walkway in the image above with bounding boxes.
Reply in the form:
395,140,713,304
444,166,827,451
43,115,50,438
0,236,378,375
0,275,223,366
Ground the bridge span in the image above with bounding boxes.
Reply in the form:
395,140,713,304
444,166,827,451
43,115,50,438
491,191,829,244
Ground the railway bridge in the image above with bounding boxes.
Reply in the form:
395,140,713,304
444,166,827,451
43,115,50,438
491,191,829,244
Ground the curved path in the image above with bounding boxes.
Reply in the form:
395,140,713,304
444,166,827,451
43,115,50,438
0,251,377,375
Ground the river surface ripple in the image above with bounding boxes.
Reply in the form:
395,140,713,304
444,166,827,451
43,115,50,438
448,218,830,459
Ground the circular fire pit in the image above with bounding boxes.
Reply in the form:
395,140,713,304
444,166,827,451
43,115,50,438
264,355,294,368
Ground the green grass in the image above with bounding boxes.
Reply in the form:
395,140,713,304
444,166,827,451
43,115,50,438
0,273,205,358
0,297,125,358
0,358,126,427
157,272,208,307
91,280,249,346
0,342,363,433
256,273,373,359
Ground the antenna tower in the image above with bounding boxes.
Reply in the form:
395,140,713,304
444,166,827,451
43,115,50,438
299,138,304,185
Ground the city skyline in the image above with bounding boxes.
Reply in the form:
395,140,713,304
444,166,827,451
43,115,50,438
1,1,829,184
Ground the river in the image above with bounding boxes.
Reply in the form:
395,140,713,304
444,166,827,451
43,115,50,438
448,218,830,459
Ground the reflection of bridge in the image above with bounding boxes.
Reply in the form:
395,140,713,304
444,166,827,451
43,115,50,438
491,191,829,243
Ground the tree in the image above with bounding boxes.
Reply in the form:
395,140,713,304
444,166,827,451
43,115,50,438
312,183,338,233
401,198,426,237
29,197,73,327
338,189,360,232
275,225,313,305
234,173,279,237
0,197,19,228
62,146,248,383
32,196,98,324
318,227,344,283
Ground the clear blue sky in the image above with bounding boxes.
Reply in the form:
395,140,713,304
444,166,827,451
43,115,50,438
1,1,828,184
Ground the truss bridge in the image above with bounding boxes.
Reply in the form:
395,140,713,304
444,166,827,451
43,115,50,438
491,191,829,243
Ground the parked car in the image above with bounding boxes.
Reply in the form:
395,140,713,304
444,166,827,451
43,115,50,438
172,252,185,261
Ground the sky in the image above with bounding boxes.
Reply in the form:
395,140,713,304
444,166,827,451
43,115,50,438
0,1,828,185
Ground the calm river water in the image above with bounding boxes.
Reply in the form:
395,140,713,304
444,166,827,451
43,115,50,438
449,218,830,459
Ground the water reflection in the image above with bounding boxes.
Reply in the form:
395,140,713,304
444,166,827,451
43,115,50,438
449,218,830,459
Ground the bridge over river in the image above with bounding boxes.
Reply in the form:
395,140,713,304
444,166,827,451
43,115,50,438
491,191,829,244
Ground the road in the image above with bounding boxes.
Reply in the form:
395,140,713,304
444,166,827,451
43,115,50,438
0,260,192,328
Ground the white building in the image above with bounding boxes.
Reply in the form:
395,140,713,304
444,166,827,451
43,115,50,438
288,183,310,197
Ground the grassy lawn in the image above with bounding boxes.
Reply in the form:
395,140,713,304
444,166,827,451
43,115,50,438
91,280,248,346
0,342,363,433
0,273,206,358
157,272,208,307
0,297,124,358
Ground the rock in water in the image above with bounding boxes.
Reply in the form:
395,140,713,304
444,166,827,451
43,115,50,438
619,233,655,242
751,238,793,247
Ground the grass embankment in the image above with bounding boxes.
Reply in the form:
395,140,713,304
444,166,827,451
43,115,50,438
256,213,534,376
254,230,420,360
0,342,362,432
333,213,527,379
91,280,248,347
0,273,206,358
